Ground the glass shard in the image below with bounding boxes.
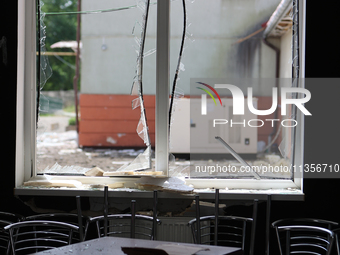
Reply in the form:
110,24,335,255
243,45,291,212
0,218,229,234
143,48,156,57
132,97,141,110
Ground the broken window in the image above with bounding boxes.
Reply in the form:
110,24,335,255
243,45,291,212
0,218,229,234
16,0,305,193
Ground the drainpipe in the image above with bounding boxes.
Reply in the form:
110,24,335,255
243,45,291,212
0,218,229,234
73,0,81,138
263,0,292,38
261,0,292,153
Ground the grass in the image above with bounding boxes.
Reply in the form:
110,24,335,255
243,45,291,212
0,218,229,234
68,117,80,126
63,105,76,113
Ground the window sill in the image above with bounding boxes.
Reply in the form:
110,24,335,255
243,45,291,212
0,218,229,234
15,176,304,201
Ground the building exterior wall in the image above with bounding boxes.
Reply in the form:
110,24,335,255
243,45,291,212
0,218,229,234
79,94,155,147
79,0,283,148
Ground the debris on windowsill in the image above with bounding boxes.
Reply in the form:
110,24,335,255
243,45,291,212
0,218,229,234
135,177,194,194
103,171,164,177
89,183,125,189
38,162,91,175
23,179,82,188
85,166,105,176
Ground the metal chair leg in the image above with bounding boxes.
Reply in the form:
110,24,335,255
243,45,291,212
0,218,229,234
214,189,219,246
266,194,272,255
195,195,201,244
249,199,259,255
130,200,136,238
76,196,84,241
104,186,108,237
153,190,158,240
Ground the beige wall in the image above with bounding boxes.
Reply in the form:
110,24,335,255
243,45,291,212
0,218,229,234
80,0,282,95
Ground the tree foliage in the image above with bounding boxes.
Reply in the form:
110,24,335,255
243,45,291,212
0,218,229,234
40,0,78,91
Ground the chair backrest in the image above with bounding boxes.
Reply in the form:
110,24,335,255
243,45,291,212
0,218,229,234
188,215,253,249
0,220,12,255
189,191,258,255
4,220,79,255
25,213,89,242
272,224,334,255
0,212,25,255
272,218,338,230
89,214,161,240
0,212,24,223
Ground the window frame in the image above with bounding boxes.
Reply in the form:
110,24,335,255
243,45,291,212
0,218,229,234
15,0,306,194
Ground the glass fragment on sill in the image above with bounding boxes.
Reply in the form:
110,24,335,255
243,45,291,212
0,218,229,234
168,154,190,177
169,165,190,177
116,146,151,172
38,162,90,175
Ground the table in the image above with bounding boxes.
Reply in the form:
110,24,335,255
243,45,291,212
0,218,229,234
33,236,243,255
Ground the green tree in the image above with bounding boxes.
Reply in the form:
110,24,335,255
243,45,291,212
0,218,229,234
39,0,78,91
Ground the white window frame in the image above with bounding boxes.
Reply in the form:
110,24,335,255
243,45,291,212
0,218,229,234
16,0,306,193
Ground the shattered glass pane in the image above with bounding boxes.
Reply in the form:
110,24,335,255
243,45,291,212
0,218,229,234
131,80,140,95
38,1,52,89
179,62,185,72
137,115,148,143
30,0,303,189
132,97,141,110
174,87,184,99
116,146,151,172
124,0,152,172
279,135,293,160
39,162,90,175
143,48,156,57
136,0,146,12
38,93,49,113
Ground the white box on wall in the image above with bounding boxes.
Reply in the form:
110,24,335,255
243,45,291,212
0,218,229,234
170,98,258,154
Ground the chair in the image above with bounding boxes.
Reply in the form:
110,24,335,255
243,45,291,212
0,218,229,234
272,218,338,255
25,213,89,242
188,215,254,247
89,213,161,240
4,220,79,255
0,212,25,254
272,218,338,230
188,189,258,255
0,220,12,255
24,196,89,242
272,224,334,255
88,187,161,240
